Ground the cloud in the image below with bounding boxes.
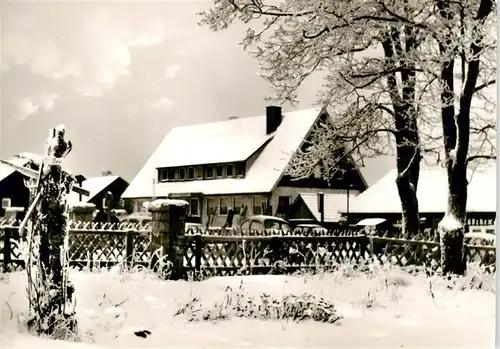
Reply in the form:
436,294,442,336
165,64,182,79
2,4,176,96
146,97,176,114
15,93,59,121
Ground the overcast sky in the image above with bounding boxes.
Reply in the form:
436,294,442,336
0,1,393,184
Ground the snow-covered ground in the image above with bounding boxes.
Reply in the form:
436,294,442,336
0,265,495,349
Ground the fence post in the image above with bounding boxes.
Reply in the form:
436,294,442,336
358,235,368,263
194,234,202,272
68,203,96,223
149,199,189,280
368,236,375,261
271,236,281,263
4,227,12,271
125,231,134,268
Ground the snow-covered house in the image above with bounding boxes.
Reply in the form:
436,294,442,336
347,167,496,233
121,106,369,227
0,153,43,219
68,175,129,212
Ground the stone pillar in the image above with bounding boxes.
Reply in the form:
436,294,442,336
68,203,96,222
149,199,188,280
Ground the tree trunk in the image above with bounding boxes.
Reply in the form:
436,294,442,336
395,144,420,238
437,0,492,276
33,165,77,336
438,155,468,275
382,28,421,238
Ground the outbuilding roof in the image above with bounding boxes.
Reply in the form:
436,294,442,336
348,167,496,214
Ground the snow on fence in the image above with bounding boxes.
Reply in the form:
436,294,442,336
0,220,495,275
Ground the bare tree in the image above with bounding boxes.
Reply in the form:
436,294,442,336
199,0,436,237
200,0,496,264
432,0,496,275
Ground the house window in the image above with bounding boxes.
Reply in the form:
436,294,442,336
205,166,214,178
277,196,291,215
226,164,234,177
187,167,194,179
167,169,176,181
195,167,203,178
236,163,245,177
219,197,232,215
207,198,218,215
234,197,244,214
159,169,168,182
253,197,265,215
190,198,200,216
179,168,186,180
216,165,223,178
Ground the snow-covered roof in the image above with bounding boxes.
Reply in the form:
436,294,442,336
349,167,496,214
122,108,324,198
298,192,350,223
156,122,274,167
67,175,121,205
14,152,43,165
0,157,31,182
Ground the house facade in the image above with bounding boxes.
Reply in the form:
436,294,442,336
121,106,368,227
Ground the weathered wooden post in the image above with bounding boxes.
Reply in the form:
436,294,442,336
0,125,91,339
25,125,77,337
149,199,188,280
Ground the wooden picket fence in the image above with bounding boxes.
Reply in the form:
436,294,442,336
0,220,495,275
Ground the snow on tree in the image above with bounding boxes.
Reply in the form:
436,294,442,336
20,125,80,338
199,0,496,271
433,0,496,275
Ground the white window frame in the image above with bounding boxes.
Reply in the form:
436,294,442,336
159,169,168,182
226,164,234,177
216,165,224,178
190,198,200,216
207,197,218,215
178,167,186,180
219,197,232,215
253,197,265,215
205,166,214,179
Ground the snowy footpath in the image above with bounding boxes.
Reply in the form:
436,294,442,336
0,268,495,349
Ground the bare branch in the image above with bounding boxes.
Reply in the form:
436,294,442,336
466,154,497,165
473,79,496,94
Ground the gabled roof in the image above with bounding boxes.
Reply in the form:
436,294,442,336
349,166,496,214
68,175,124,205
0,157,31,182
295,192,350,223
122,108,325,198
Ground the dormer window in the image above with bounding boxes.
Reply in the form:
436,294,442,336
159,161,246,182
236,163,245,177
167,169,176,180
160,169,168,182
179,168,186,180
195,167,202,178
206,167,214,178
216,165,223,178
226,164,234,177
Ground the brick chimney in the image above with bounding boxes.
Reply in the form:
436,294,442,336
266,106,282,134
